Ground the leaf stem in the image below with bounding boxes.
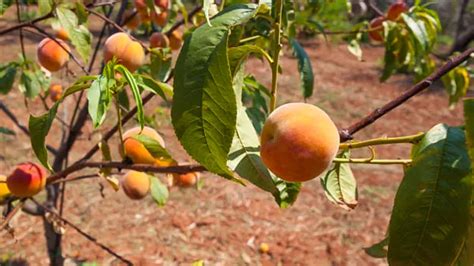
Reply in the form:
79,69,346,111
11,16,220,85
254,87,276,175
333,157,412,165
269,0,283,113
339,132,425,149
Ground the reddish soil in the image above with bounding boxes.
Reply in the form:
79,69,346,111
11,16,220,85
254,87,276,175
0,10,465,266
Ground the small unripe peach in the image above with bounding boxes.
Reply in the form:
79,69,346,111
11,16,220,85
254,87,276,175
7,162,47,197
103,32,145,72
55,28,69,41
122,171,150,200
0,175,10,199
152,11,168,27
386,1,408,21
122,126,166,165
49,84,63,102
37,38,70,72
169,31,183,51
368,16,385,42
123,10,141,30
173,171,199,187
260,103,340,182
150,32,169,48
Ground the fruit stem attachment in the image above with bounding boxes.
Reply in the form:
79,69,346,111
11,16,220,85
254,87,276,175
339,132,425,150
269,0,283,113
333,157,412,165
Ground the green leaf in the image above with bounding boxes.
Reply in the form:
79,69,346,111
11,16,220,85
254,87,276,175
274,179,301,208
172,4,258,179
87,75,112,128
442,67,470,109
401,13,428,53
320,150,358,210
203,0,212,26
365,237,389,258
28,103,59,170
19,70,42,99
38,0,53,16
150,175,168,206
0,127,15,135
289,38,314,98
347,39,362,61
149,49,172,82
381,22,399,81
454,98,474,266
0,63,17,94
228,45,271,77
0,0,13,15
135,74,173,102
115,65,144,129
132,135,174,164
388,124,472,265
56,7,92,62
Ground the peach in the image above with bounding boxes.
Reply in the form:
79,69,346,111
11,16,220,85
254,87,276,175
49,84,62,102
122,126,167,165
368,16,385,42
123,10,141,30
55,28,69,41
173,171,199,187
260,103,340,182
135,0,168,10
37,38,70,72
387,1,408,21
122,171,150,200
152,11,168,27
150,32,169,48
103,32,145,72
169,31,183,51
0,175,10,199
6,162,47,197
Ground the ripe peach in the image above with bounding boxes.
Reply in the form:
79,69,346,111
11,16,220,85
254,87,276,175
150,32,169,48
0,175,10,199
260,103,340,182
387,1,408,21
103,32,145,72
6,162,47,197
37,38,70,72
152,11,168,27
49,84,62,102
169,31,183,51
123,10,141,30
173,171,199,187
134,0,147,10
122,126,166,165
135,0,168,10
55,28,69,41
368,16,385,42
122,171,150,200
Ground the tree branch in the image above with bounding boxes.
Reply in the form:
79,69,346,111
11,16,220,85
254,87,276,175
339,47,474,142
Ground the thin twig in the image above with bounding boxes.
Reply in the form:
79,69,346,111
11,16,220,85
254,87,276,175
47,161,206,184
340,47,474,142
165,5,203,36
339,132,425,149
1,199,26,230
30,198,133,265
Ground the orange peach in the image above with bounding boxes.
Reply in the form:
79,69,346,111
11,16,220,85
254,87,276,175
150,32,169,48
135,0,168,10
122,171,150,200
387,1,408,21
0,175,10,199
6,162,47,197
122,126,166,165
260,103,340,182
49,84,62,102
37,38,70,72
173,171,199,187
55,28,69,41
103,32,145,72
123,10,141,30
368,16,385,42
152,11,168,27
169,31,183,51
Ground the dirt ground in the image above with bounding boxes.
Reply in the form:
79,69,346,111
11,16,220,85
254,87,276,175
0,10,465,266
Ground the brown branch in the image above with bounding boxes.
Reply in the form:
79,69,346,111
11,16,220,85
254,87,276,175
340,47,474,142
0,12,53,36
30,198,133,266
1,199,26,230
47,161,206,185
365,0,384,17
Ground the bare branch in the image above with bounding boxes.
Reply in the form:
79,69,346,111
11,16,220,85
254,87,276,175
340,47,474,142
1,199,26,230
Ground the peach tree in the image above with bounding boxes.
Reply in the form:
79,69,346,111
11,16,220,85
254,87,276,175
0,0,472,265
